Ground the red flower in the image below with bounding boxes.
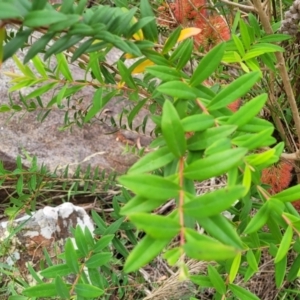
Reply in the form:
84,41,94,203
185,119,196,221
170,0,230,50
261,160,293,195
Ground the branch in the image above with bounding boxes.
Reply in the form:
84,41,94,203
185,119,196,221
219,0,256,12
253,0,300,152
281,151,300,160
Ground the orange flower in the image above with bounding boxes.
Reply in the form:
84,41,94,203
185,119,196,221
227,99,242,112
261,160,293,195
170,1,230,50
193,15,230,50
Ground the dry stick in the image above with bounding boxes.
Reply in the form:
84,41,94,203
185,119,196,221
220,0,256,12
268,73,295,152
253,0,300,161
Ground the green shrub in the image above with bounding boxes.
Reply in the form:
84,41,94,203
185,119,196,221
1,0,300,299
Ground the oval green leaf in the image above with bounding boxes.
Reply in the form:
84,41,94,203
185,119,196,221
162,100,186,157
118,174,180,200
184,186,246,218
129,213,180,239
184,148,247,181
157,81,197,99
208,72,260,111
124,235,171,272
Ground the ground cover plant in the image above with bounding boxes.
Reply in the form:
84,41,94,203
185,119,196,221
1,0,300,299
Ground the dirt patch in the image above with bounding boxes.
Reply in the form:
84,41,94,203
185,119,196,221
0,48,154,174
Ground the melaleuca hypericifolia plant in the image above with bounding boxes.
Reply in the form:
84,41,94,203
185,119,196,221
2,0,300,298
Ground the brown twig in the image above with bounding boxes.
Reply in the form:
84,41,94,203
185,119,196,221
253,0,300,161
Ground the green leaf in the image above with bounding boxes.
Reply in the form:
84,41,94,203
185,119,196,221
187,125,237,151
75,283,104,298
274,185,300,202
142,49,170,66
84,88,103,122
117,60,137,90
0,3,23,19
12,55,35,78
162,26,182,54
258,34,291,43
242,164,252,194
287,253,300,281
229,252,241,283
65,239,79,273
208,72,261,111
184,186,246,218
3,29,32,62
164,248,182,267
94,235,114,252
124,235,171,272
239,117,272,133
85,252,112,268
190,43,225,86
120,195,166,215
246,250,258,272
181,114,215,132
75,0,88,14
184,228,238,261
128,146,175,174
197,214,244,249
8,296,28,300
128,98,147,129
184,148,247,181
204,138,231,156
227,94,268,127
146,65,183,81
208,265,226,295
190,275,213,288
32,0,48,10
103,217,126,235
232,34,245,57
232,128,275,150
129,213,180,239
140,0,158,42
60,0,75,13
56,53,73,81
50,15,81,32
127,16,155,39
157,81,197,99
31,56,48,77
229,284,260,300
71,38,93,62
246,149,276,167
275,256,287,288
23,284,57,298
248,13,261,38
40,264,72,278
173,39,194,70
275,226,293,263
55,276,70,299
24,32,55,64
88,52,104,83
243,202,270,234
161,100,186,157
243,43,284,60
44,35,82,60
74,226,89,256
239,19,251,49
24,83,57,101
24,10,68,27
0,105,11,112
118,174,180,200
